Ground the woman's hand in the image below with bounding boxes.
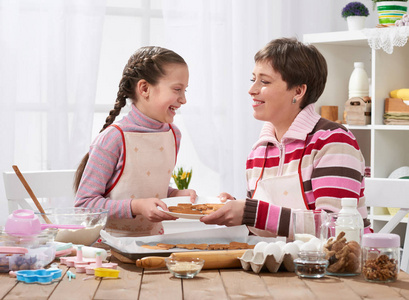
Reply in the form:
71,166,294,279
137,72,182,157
218,192,236,203
131,198,178,222
170,188,197,203
200,199,245,226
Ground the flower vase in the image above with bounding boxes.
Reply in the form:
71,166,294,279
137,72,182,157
377,1,408,26
347,16,367,30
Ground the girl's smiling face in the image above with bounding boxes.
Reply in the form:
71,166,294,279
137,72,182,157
137,63,189,123
248,61,300,126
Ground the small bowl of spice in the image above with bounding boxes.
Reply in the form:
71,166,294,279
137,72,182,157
165,257,204,279
293,251,328,279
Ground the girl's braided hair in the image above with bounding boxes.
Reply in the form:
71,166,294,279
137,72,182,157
74,46,186,192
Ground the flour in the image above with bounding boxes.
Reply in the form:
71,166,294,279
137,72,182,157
55,224,104,246
294,233,316,243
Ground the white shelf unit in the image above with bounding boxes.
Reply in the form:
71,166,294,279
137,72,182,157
303,30,409,245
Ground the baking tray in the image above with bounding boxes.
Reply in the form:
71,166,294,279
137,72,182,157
101,226,284,260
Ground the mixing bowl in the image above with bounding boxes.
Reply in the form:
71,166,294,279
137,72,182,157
36,207,108,246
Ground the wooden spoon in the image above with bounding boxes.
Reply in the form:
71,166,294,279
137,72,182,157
12,165,52,224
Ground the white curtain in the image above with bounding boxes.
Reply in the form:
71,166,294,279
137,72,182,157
0,0,106,223
162,0,377,198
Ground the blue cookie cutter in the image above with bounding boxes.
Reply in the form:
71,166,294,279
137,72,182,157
16,269,62,284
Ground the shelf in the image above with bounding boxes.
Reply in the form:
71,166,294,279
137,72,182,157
345,125,409,130
372,125,409,130
304,30,367,46
305,31,409,242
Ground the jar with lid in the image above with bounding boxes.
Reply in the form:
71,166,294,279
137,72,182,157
293,251,328,279
321,211,363,276
362,233,400,282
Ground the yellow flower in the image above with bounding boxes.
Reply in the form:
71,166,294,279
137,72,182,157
172,167,192,190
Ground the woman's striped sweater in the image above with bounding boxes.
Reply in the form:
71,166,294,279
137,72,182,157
75,104,180,219
242,104,370,237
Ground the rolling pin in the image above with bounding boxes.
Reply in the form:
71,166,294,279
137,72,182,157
135,249,246,269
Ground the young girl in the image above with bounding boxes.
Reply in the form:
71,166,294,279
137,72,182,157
74,46,196,237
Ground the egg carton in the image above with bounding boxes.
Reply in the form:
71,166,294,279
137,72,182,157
238,237,322,273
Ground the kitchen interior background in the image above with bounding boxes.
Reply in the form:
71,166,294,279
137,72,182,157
0,0,379,224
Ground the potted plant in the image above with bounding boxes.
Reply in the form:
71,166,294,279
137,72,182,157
342,2,370,30
172,166,192,190
372,0,408,26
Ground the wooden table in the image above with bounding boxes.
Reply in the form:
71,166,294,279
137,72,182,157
1,254,409,300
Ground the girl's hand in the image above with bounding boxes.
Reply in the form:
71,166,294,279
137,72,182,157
200,199,245,226
170,189,197,203
218,192,236,203
131,198,178,222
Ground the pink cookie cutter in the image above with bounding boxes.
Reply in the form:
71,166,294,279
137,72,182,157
60,246,117,274
78,250,117,275
59,245,97,268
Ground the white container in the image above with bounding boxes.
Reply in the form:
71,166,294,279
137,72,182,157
335,198,364,243
348,62,369,99
347,16,366,31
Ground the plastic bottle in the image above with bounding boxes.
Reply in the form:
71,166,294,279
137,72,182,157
348,62,369,99
335,198,364,243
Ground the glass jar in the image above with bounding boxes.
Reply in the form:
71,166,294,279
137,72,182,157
293,251,328,278
321,213,363,276
362,233,400,283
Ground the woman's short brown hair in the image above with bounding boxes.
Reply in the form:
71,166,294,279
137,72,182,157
254,38,327,109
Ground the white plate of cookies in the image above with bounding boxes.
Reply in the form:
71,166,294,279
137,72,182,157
159,196,225,219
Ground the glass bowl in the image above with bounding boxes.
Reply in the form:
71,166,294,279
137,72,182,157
165,257,205,279
294,251,328,279
36,208,108,246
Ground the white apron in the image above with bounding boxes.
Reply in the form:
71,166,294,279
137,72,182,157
104,124,176,237
249,141,309,237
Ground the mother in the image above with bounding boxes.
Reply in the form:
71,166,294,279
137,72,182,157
201,38,370,237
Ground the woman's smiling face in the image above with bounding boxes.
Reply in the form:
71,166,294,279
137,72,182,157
248,61,299,125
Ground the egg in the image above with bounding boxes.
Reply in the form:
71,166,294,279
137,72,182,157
263,243,283,260
275,241,286,248
308,237,322,251
300,241,319,252
282,242,300,257
253,241,268,254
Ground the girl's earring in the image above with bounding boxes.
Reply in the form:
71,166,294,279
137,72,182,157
292,98,297,104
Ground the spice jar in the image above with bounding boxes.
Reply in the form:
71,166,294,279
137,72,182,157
293,251,328,278
362,233,400,282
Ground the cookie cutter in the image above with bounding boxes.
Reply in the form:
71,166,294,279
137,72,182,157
60,245,97,267
94,268,120,278
76,250,118,275
16,269,62,284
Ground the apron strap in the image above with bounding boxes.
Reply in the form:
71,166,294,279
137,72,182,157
169,124,177,164
103,124,126,197
251,143,269,199
298,136,309,209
